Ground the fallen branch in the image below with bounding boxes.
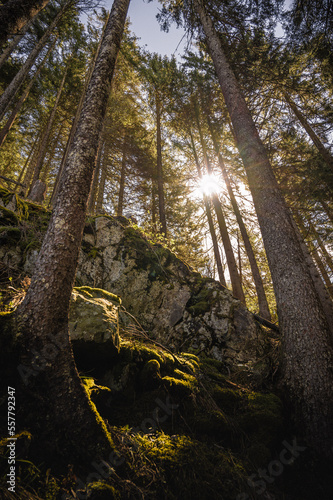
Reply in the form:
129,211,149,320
0,175,26,187
253,313,280,333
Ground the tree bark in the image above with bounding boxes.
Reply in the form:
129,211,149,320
0,0,49,49
284,92,333,173
87,139,103,214
194,104,245,302
0,2,67,121
16,0,130,462
207,116,271,320
190,129,226,287
0,39,56,148
193,0,333,457
96,145,110,214
117,131,127,216
156,90,167,235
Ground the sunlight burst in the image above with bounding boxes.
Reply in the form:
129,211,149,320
198,174,221,196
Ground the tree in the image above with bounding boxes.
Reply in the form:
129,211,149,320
16,0,131,461
167,0,333,457
0,0,50,49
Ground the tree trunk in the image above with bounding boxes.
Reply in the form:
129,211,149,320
190,129,226,287
0,1,67,121
0,0,49,49
194,104,245,302
291,212,333,336
15,132,40,190
156,90,167,235
48,30,103,207
27,65,67,197
0,17,34,71
16,0,130,462
0,39,56,148
320,200,333,224
284,92,333,173
87,139,103,214
207,116,271,320
41,121,65,183
193,0,333,457
117,131,127,216
308,220,333,272
96,145,110,214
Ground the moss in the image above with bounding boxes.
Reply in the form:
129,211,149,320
187,286,216,316
238,392,283,447
125,431,246,500
211,387,244,413
162,375,196,398
192,409,230,438
87,481,120,500
0,205,19,226
88,246,99,258
199,356,227,381
74,286,122,305
140,359,161,389
0,225,21,241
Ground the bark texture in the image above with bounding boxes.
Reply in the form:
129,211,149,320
16,0,130,461
193,0,333,457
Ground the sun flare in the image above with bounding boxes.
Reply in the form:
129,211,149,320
198,174,221,196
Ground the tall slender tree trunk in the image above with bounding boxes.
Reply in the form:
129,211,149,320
87,139,103,214
284,92,333,173
15,132,40,189
291,212,333,336
0,0,50,49
193,0,333,457
0,18,34,71
48,29,104,207
307,220,333,272
41,122,65,183
117,131,127,216
95,145,109,214
320,200,333,224
28,65,67,197
0,1,67,121
151,181,157,230
16,0,130,462
0,39,56,148
194,105,245,302
156,91,167,235
207,116,271,320
190,129,226,287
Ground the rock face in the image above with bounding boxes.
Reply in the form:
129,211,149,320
75,216,267,371
0,187,268,374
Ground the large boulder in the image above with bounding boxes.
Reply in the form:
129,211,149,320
69,286,121,365
76,216,268,372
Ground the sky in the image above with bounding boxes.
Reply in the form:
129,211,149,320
127,0,187,58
